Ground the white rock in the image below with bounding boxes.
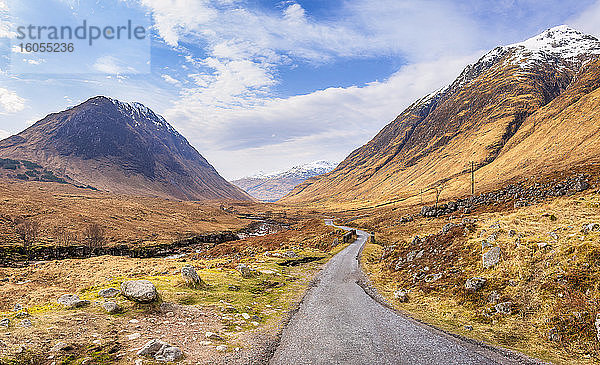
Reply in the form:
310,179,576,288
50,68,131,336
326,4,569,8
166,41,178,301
121,280,158,303
127,333,141,340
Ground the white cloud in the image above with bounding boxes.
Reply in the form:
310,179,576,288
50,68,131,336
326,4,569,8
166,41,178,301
569,1,600,37
0,129,10,140
0,88,26,113
93,56,138,74
166,53,482,179
162,74,180,85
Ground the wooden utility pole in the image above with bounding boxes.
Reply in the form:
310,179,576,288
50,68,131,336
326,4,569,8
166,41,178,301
470,161,475,196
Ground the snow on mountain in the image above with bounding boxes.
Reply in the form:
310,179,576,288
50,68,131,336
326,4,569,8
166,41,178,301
231,160,338,202
108,97,181,136
407,26,600,114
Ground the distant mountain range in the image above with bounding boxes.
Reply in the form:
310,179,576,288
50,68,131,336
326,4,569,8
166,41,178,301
282,26,600,207
231,160,337,202
0,96,251,201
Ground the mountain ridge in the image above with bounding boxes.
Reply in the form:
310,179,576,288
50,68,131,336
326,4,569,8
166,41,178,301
0,96,252,201
231,160,337,202
282,25,600,207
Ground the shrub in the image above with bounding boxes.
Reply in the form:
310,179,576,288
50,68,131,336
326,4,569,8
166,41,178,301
55,227,77,246
83,223,106,249
14,217,40,250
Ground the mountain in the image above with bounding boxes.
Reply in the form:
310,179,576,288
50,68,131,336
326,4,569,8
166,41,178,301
0,96,252,201
282,26,600,207
231,160,337,202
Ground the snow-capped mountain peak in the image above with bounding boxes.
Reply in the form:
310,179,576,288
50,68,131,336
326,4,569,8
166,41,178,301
231,160,338,201
508,25,600,61
108,97,180,136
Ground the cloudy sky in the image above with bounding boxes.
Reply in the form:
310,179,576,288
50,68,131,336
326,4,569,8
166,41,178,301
2,0,600,179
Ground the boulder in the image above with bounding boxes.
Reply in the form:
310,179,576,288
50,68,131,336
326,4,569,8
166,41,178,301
216,345,227,352
574,180,590,192
181,265,205,288
282,250,299,258
121,280,158,303
102,301,121,314
583,223,600,234
156,346,183,362
482,247,501,269
98,288,120,298
137,339,183,362
58,294,90,309
494,301,513,315
464,277,486,291
236,264,256,279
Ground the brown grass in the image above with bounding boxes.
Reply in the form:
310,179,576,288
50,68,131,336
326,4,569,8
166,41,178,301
360,191,600,364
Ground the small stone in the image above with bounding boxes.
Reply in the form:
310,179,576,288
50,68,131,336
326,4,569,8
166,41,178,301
129,319,140,324
135,359,143,365
98,288,120,298
0,318,9,328
487,291,500,304
13,304,23,312
236,264,256,279
548,231,559,241
464,325,473,331
465,277,486,291
19,319,32,328
205,332,224,341
424,272,442,283
537,242,549,249
595,313,600,342
199,341,212,346
393,289,409,302
127,333,142,340
216,345,227,352
583,223,600,234
57,294,90,309
241,313,250,320
155,346,183,362
102,302,121,314
92,339,101,345
494,301,513,315
51,342,71,352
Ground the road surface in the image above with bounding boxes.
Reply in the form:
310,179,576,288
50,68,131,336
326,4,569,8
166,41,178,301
270,221,537,365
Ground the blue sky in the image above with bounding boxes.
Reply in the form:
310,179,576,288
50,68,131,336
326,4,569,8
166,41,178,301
1,0,600,179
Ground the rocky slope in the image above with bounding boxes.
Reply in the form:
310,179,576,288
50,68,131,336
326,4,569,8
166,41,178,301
0,96,251,201
231,160,337,202
282,26,600,208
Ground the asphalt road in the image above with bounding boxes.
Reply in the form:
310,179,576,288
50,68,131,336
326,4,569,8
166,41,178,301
269,221,537,365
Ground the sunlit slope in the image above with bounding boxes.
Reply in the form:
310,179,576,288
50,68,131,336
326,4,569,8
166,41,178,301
282,27,600,208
